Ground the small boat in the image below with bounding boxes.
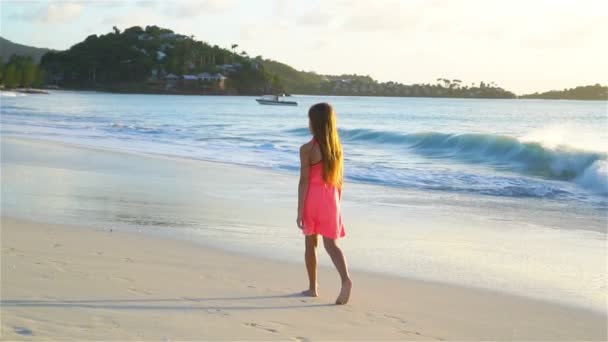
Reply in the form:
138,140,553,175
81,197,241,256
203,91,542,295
255,95,297,106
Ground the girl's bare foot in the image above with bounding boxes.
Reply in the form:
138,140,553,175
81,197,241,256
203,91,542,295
301,289,318,297
335,279,352,305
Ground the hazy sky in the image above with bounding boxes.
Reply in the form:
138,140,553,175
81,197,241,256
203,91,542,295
1,0,607,94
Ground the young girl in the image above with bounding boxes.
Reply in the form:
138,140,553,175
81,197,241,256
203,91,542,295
296,102,352,305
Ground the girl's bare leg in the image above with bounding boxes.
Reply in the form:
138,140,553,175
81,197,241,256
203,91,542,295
323,237,352,304
303,234,319,296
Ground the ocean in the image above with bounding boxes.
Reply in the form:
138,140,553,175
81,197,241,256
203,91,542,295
2,91,606,205
1,90,607,312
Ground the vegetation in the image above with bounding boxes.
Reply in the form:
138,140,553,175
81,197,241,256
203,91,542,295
0,55,46,88
316,76,515,98
261,59,327,94
1,27,604,100
520,84,607,100
0,37,52,64
39,26,282,95
261,60,516,98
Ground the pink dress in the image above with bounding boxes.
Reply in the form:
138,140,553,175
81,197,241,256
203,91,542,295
303,139,346,239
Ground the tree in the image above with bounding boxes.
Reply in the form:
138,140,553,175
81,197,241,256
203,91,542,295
34,67,46,87
4,64,18,88
22,60,37,87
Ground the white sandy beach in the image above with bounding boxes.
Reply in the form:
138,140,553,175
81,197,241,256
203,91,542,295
1,137,606,340
2,217,607,341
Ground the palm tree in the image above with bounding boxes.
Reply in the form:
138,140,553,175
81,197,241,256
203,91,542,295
230,44,238,64
442,79,451,89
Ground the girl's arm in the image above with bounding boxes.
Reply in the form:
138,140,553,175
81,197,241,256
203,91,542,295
296,144,311,229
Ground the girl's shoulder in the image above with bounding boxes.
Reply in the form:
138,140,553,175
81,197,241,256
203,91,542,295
299,140,314,154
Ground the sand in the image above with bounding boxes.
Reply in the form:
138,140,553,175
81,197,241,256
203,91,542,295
1,217,606,341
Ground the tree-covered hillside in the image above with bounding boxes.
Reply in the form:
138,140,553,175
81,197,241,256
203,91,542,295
35,25,516,98
8,25,602,100
520,84,607,100
261,59,326,94
40,26,282,95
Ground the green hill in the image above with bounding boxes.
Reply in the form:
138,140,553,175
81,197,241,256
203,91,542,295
520,84,607,101
38,26,280,95
3,27,517,98
261,59,326,94
0,37,53,63
7,26,602,100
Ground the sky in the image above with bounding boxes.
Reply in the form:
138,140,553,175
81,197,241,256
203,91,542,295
1,0,607,94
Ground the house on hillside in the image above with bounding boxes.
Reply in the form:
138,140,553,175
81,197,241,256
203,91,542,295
137,33,153,41
197,72,212,81
217,64,238,74
182,74,198,86
200,73,227,89
148,68,159,81
213,73,227,91
164,73,179,89
159,33,187,40
211,73,226,81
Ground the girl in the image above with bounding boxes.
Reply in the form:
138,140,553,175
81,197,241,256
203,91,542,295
296,102,352,305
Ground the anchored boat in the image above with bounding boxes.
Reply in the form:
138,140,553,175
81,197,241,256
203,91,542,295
255,95,297,106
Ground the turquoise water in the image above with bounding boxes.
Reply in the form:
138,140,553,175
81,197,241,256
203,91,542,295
2,91,607,206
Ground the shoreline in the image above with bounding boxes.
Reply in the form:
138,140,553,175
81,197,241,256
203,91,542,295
4,212,607,317
4,87,606,101
2,217,606,340
2,135,606,314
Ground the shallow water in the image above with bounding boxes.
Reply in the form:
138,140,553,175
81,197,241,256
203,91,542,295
1,137,606,313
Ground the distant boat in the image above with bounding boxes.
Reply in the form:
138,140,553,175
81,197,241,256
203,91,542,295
255,95,297,106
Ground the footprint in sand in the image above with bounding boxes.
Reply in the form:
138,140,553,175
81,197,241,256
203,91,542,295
3,247,24,257
47,260,67,273
128,287,151,295
205,308,230,317
269,320,292,328
14,326,33,336
382,313,441,339
293,337,312,342
243,322,279,334
384,314,407,324
112,276,133,283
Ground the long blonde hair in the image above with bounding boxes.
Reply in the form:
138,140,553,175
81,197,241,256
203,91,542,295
309,102,343,189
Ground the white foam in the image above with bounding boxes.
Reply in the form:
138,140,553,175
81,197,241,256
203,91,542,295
0,91,26,97
576,160,608,195
522,124,608,153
